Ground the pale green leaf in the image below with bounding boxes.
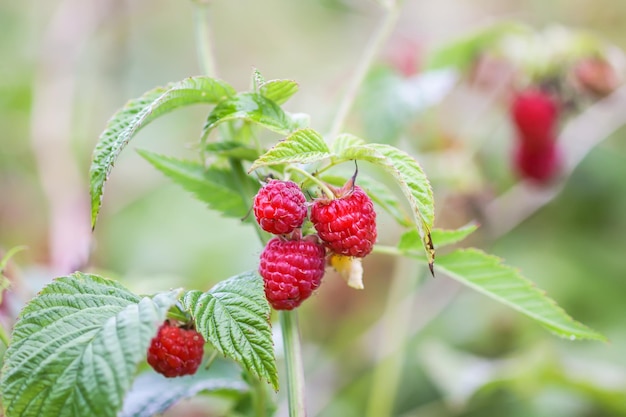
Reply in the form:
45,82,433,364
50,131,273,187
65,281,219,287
0,246,26,304
181,272,277,389
399,223,478,251
0,273,180,417
249,128,331,172
252,68,266,91
120,359,248,417
330,133,366,155
90,76,235,228
436,249,607,341
203,92,298,137
337,143,435,268
137,149,252,218
260,79,299,105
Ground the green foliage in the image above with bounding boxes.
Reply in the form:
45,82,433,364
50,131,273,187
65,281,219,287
0,246,26,303
436,249,606,341
203,92,305,138
249,128,331,171
181,272,278,390
260,79,299,105
204,141,260,161
399,223,478,251
90,76,236,229
0,273,180,417
137,149,253,218
120,359,248,417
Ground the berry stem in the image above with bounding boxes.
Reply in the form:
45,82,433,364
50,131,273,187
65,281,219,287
327,0,401,141
280,310,307,417
285,165,335,200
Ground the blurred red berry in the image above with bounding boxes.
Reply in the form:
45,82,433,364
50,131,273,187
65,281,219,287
253,179,307,235
311,185,377,258
514,141,561,184
147,321,205,378
259,237,326,310
511,89,559,148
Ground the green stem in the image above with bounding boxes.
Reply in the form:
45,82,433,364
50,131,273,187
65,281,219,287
0,325,10,348
285,165,335,200
192,0,218,78
280,310,307,417
327,1,401,140
366,260,425,417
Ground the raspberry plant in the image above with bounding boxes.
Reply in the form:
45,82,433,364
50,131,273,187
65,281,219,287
0,6,615,417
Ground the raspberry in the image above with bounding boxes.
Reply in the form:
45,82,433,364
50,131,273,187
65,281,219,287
514,141,561,184
310,185,377,258
147,320,205,378
253,179,307,235
574,57,619,97
511,89,559,148
259,237,326,310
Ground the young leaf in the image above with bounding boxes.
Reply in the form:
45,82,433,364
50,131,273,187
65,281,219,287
203,92,298,137
181,272,278,389
330,133,366,155
260,79,299,105
249,128,331,172
0,246,26,304
137,149,252,218
120,359,248,417
337,143,435,270
399,223,478,251
436,249,607,342
0,273,180,417
90,76,236,229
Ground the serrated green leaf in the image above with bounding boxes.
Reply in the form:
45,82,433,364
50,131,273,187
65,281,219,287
137,149,251,218
90,76,236,229
249,128,331,172
0,273,180,417
181,272,277,389
425,22,529,71
203,92,298,137
321,174,412,227
337,143,435,269
204,141,260,161
252,68,266,91
120,359,248,417
260,79,299,105
436,249,607,341
399,223,478,251
330,133,366,155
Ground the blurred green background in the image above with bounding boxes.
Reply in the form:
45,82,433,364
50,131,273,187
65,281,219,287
1,0,625,416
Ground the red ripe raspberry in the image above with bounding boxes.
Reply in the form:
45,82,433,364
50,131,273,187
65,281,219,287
511,89,559,148
147,320,205,378
259,237,326,310
514,141,561,184
310,185,377,258
253,180,307,235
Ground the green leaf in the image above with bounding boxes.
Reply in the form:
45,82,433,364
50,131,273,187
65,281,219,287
330,133,366,155
204,141,260,161
425,22,529,71
399,223,478,251
252,68,266,91
259,79,299,105
203,92,298,137
0,246,26,304
337,143,435,269
137,149,251,218
120,359,248,417
90,76,236,229
181,272,278,389
436,249,607,341
249,128,331,172
0,273,180,417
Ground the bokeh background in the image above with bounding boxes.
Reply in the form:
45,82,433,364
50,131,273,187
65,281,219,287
1,0,625,416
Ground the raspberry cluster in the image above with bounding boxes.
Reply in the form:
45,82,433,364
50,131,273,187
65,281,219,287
147,320,205,378
253,178,377,310
510,88,561,183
